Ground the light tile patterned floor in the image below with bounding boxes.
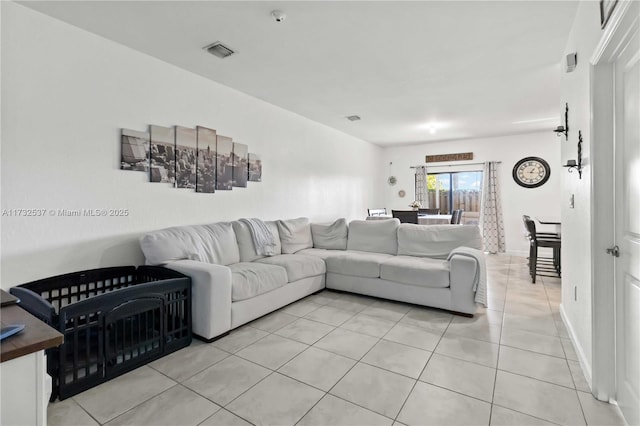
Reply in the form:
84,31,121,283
48,255,627,426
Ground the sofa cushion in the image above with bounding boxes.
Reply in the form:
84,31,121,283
347,219,400,255
311,218,348,250
297,248,348,260
397,224,483,259
233,220,281,262
255,254,326,282
325,251,394,278
277,217,313,254
229,262,288,302
380,256,450,288
140,222,240,266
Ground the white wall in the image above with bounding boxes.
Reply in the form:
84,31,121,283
382,132,562,255
558,0,609,384
0,2,383,288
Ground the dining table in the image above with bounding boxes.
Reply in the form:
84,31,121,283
365,214,452,225
536,216,561,234
418,214,452,225
536,217,561,225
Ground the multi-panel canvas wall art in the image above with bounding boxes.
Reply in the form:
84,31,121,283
216,135,233,190
232,143,248,188
121,129,150,171
196,126,216,193
149,125,175,184
175,126,197,189
120,124,261,194
248,153,262,182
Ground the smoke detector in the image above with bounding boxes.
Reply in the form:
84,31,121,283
271,10,286,22
346,115,361,121
204,42,235,59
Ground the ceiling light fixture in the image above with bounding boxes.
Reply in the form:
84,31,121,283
204,42,235,59
346,115,361,121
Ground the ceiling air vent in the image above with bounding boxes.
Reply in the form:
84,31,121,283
346,115,361,121
204,42,235,59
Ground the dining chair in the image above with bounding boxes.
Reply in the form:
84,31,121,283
367,208,387,217
391,210,419,224
450,209,464,224
418,208,440,215
524,217,561,283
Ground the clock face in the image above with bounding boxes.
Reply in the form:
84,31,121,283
512,157,551,188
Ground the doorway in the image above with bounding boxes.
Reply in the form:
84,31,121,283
591,2,639,425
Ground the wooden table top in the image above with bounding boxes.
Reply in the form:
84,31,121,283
536,216,561,225
1,304,63,363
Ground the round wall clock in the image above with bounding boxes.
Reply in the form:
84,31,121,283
512,157,551,188
388,176,397,186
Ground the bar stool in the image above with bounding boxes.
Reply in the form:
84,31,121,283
523,217,561,283
522,215,559,238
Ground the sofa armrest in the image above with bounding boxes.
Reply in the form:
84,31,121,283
166,260,232,340
448,254,478,315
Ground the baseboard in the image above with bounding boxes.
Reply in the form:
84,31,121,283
560,303,593,390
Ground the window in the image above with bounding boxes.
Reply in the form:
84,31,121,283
425,171,483,224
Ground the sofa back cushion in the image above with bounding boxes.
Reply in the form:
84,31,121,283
140,222,240,265
397,224,483,259
311,218,348,250
232,220,282,262
347,219,400,255
277,218,313,254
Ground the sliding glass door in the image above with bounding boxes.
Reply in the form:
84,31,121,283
426,171,483,223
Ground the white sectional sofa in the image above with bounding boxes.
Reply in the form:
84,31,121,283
140,217,484,341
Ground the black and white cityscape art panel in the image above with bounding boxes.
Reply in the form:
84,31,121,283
216,135,233,190
149,125,175,184
121,129,150,172
121,124,261,193
196,126,216,193
248,153,262,182
232,142,248,188
175,126,197,189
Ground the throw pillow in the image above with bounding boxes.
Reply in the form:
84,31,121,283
277,217,313,254
311,218,348,250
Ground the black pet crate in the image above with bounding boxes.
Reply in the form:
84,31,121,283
10,266,191,400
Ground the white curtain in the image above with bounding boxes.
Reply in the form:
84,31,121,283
415,166,428,207
480,161,505,253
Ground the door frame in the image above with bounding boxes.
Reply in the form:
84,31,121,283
590,0,639,403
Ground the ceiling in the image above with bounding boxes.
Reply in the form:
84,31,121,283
21,1,579,146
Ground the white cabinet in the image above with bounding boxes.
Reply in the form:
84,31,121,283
0,350,50,426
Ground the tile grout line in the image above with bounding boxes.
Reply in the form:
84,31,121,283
543,273,592,426
99,383,186,425
294,301,415,425
210,293,384,424
147,346,233,385
488,254,512,426
391,310,454,423
54,269,604,426
496,256,588,426
68,397,103,426
196,408,256,426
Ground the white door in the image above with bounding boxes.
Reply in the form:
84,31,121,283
614,22,640,426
